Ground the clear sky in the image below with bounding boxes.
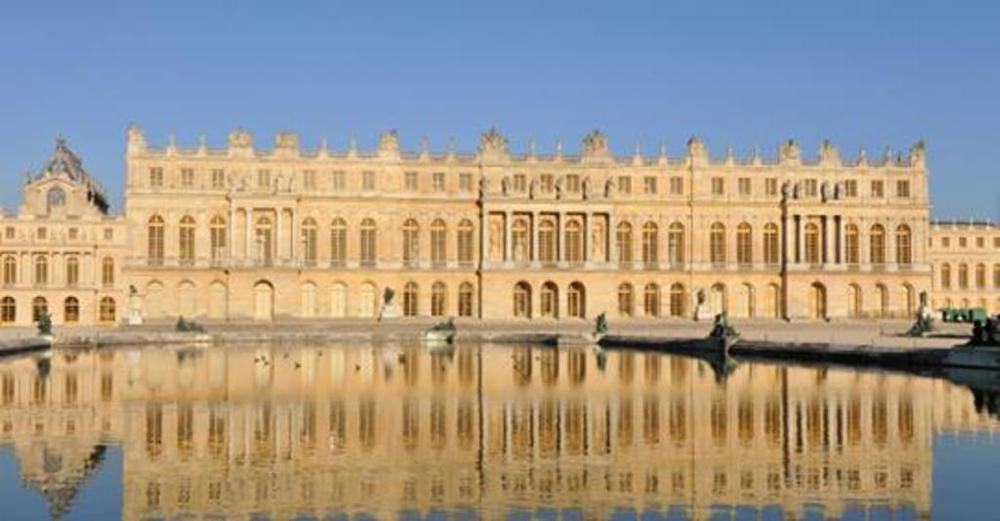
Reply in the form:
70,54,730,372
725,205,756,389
0,1,997,219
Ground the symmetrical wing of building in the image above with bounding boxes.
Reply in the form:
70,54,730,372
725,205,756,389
0,127,998,325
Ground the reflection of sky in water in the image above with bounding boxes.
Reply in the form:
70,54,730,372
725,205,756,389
0,343,997,520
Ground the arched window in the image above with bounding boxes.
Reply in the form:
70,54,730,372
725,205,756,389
148,215,165,266
644,283,660,317
845,224,860,265
736,223,753,266
458,282,474,317
430,219,447,266
64,296,79,323
994,264,1000,289
641,222,658,265
0,296,14,323
360,218,377,266
896,225,912,265
669,283,685,317
940,263,952,289
99,297,116,322
330,218,347,266
457,220,474,265
403,281,419,317
34,255,48,285
565,219,584,263
431,281,447,316
539,218,557,264
848,284,862,318
870,224,886,265
46,187,66,213
709,223,726,266
179,215,196,264
667,222,685,266
540,281,558,318
876,284,889,317
255,216,273,266
402,218,419,266
210,216,227,261
32,296,47,323
511,218,529,262
2,256,15,285
762,223,779,266
616,222,633,264
65,256,79,287
711,283,728,314
567,282,586,319
975,263,986,289
804,223,820,264
617,283,634,317
513,282,531,318
958,263,969,289
301,218,318,266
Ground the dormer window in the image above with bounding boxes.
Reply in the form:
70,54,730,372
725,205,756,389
46,187,66,213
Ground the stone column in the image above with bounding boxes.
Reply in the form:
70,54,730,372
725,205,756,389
610,216,619,264
480,209,489,268
824,215,835,265
885,218,896,266
504,211,512,262
557,212,565,262
836,215,844,264
782,213,792,268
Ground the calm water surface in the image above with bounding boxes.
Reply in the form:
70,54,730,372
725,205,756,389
0,342,998,520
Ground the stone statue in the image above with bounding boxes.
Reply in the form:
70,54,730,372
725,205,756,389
582,130,610,156
501,176,511,196
821,182,831,202
272,174,282,194
693,288,710,322
229,129,253,149
708,312,739,339
378,286,400,321
489,219,503,260
478,176,490,195
529,178,539,199
604,177,616,198
36,312,53,337
593,312,609,338
907,290,935,337
555,177,564,199
378,130,401,154
582,177,592,200
592,222,605,261
275,131,299,151
478,127,508,155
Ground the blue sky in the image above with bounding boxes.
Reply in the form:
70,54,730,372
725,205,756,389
0,1,997,218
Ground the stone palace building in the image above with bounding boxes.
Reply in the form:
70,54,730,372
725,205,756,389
0,126,997,326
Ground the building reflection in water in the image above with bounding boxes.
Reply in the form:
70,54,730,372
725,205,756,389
0,343,997,520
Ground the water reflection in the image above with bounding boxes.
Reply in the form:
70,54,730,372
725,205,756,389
0,343,997,520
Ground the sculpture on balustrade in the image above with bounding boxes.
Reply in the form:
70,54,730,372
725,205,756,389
478,127,508,156
554,177,564,199
529,178,539,199
501,176,511,196
604,177,616,199
581,177,592,200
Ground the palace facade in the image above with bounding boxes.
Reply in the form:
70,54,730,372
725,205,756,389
1,127,998,326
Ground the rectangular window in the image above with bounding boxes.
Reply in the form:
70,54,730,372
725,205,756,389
432,172,446,192
303,170,316,191
211,169,225,188
765,178,778,196
104,228,113,240
405,172,418,191
540,174,554,193
181,168,194,187
332,171,346,191
459,173,473,192
670,177,683,195
896,180,910,198
68,228,78,240
871,180,884,197
977,237,985,248
994,237,1000,249
37,227,47,240
643,176,657,195
804,179,817,197
149,167,163,188
513,174,526,193
4,227,13,240
844,180,858,198
942,237,950,248
566,174,581,193
362,171,376,191
711,177,725,196
257,169,270,189
617,176,632,195
738,177,751,196
959,237,967,248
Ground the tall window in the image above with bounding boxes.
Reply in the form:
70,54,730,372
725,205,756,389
845,224,860,265
540,282,558,318
403,282,419,316
539,219,557,264
804,223,820,264
616,222,633,264
567,282,585,318
994,264,1000,289
210,216,226,261
148,215,164,266
46,187,66,213
431,282,447,316
870,224,886,265
458,282,474,317
644,283,660,317
430,219,447,266
102,257,114,287
565,220,583,263
763,223,779,265
958,263,969,289
360,218,377,267
617,283,635,317
32,296,47,322
255,216,273,266
452,220,473,265
65,256,79,287
975,263,986,289
513,282,531,318
641,222,658,265
511,218,529,262
330,218,347,265
709,223,726,266
0,296,14,323
667,222,685,266
896,224,912,265
2,256,15,285
402,219,419,266
669,284,686,317
64,297,79,323
34,255,48,285
149,167,163,188
99,297,116,322
940,263,951,289
736,223,753,266
179,216,196,265
301,218,318,266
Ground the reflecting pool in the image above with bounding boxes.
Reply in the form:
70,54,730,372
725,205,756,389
0,342,998,520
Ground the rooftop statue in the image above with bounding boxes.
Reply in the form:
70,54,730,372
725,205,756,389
478,127,508,156
582,130,610,157
229,129,253,148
